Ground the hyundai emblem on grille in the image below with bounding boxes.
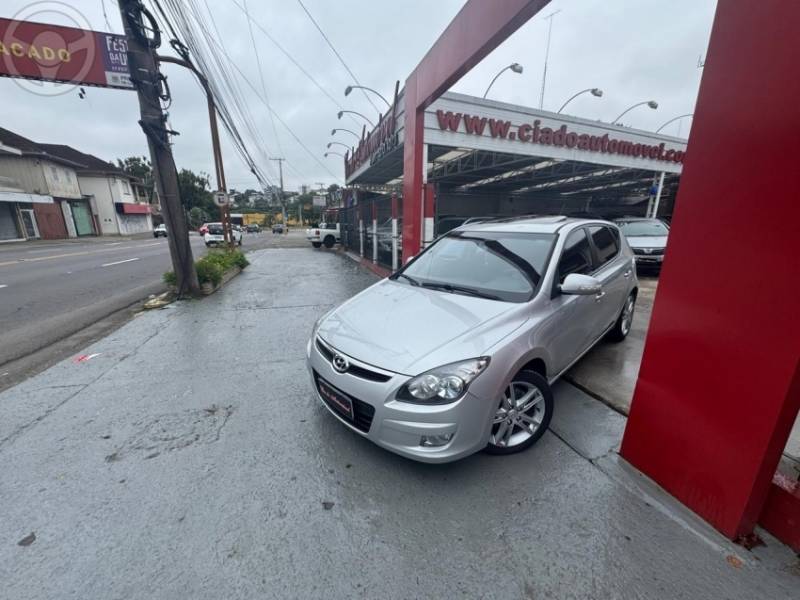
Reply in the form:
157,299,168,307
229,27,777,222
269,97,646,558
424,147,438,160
332,353,349,373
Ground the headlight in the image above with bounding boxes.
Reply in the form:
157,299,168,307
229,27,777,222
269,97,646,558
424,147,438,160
397,357,490,404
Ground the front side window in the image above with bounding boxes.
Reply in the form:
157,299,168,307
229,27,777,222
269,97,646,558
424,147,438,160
558,229,593,282
589,226,619,268
398,231,555,302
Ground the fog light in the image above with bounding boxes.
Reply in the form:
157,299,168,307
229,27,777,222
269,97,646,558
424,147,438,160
420,433,454,448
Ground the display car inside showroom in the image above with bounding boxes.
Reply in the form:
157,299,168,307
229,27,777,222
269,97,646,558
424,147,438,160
337,87,685,274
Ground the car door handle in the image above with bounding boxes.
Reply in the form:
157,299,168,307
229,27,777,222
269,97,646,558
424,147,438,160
595,291,606,302
623,269,632,278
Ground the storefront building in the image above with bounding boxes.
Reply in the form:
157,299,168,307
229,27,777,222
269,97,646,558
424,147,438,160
342,89,687,273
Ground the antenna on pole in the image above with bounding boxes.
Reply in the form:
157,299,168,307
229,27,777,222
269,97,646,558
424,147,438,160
539,9,561,110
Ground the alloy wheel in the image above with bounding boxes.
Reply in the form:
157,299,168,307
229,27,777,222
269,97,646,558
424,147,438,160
621,295,635,336
490,381,546,448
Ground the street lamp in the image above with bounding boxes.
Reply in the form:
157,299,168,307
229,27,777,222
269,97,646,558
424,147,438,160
344,85,392,108
483,63,523,99
557,87,603,113
656,113,693,133
327,141,351,151
337,110,374,127
331,128,361,140
612,100,658,124
324,151,346,159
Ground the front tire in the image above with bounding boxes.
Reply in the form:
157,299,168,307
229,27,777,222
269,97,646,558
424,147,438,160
607,292,636,342
485,370,553,455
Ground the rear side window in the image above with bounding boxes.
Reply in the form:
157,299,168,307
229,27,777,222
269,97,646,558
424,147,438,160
558,229,593,282
589,226,619,268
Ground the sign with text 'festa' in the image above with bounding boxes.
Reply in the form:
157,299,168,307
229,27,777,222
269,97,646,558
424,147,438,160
0,17,133,90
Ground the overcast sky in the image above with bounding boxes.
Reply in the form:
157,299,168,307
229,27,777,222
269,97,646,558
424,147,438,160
1,0,717,193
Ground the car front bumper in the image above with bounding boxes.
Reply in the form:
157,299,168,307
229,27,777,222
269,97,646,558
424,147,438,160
633,253,664,265
306,336,495,463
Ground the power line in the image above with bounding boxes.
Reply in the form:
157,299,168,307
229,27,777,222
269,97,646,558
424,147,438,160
198,28,344,183
228,0,361,129
242,0,284,158
295,0,381,115
154,0,277,188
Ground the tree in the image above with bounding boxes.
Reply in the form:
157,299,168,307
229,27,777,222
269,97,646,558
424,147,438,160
177,169,216,215
187,206,209,229
116,156,153,185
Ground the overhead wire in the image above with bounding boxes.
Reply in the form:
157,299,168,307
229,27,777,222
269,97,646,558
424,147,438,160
295,0,381,115
242,0,284,159
153,0,278,188
228,0,362,129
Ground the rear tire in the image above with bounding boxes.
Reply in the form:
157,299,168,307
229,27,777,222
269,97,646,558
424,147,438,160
312,242,322,248
607,292,636,343
485,370,553,455
323,235,335,248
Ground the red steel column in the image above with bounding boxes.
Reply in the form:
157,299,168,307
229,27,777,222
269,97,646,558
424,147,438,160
400,0,550,263
620,0,800,540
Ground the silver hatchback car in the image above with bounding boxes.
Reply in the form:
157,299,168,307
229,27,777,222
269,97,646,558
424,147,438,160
306,216,637,463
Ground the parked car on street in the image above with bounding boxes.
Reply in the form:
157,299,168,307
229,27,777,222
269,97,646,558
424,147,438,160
307,216,637,463
615,218,669,271
246,223,260,233
153,224,167,238
203,222,242,247
272,223,285,234
307,222,340,248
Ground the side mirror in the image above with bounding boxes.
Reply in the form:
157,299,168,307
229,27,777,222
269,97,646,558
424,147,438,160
560,273,602,295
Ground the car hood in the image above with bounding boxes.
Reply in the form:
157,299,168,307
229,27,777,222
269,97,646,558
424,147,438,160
626,235,668,249
317,279,527,375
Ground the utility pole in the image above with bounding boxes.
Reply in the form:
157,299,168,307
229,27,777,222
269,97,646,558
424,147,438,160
118,0,199,295
269,157,286,228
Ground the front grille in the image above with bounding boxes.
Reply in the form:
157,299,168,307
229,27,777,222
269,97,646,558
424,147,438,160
315,337,392,383
632,247,664,256
313,370,375,433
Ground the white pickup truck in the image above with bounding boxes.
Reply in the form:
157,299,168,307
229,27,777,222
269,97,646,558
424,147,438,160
306,222,340,248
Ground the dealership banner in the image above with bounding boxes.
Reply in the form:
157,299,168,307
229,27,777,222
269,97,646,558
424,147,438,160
0,17,132,89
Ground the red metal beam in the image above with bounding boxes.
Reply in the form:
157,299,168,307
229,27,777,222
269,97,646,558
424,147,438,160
401,0,550,261
621,0,800,540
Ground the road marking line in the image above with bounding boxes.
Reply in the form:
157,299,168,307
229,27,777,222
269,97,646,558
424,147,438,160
0,284,7,289
105,242,123,246
102,257,140,267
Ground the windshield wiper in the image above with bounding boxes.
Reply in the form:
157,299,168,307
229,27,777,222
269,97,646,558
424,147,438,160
421,282,501,300
396,273,420,286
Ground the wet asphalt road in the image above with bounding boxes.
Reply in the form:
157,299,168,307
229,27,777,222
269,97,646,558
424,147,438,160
1,247,796,600
0,231,307,384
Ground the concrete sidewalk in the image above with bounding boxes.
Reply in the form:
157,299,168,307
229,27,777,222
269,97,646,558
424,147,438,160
1,247,797,599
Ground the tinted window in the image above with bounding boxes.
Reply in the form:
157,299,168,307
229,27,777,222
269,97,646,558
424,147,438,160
589,226,619,267
401,232,555,302
558,229,592,282
207,223,224,234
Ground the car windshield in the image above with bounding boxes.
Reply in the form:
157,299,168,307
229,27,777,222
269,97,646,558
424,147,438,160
618,220,668,236
398,231,555,302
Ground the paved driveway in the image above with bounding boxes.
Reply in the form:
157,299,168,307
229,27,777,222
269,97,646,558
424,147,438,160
1,248,796,599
